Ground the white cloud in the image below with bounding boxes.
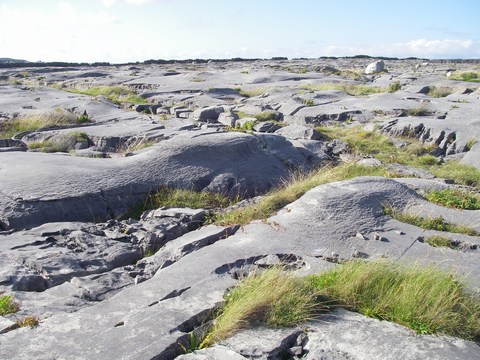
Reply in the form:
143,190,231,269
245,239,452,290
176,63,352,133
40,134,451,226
125,0,156,4
102,0,117,7
320,39,480,59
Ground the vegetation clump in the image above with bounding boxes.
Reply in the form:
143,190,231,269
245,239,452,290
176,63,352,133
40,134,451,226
0,110,90,138
124,187,233,219
308,260,480,338
67,85,148,105
427,86,454,98
200,261,480,349
0,295,19,316
214,163,389,226
299,83,384,96
16,316,40,328
388,81,401,93
235,87,266,98
383,207,478,236
201,268,320,347
425,188,480,210
448,71,480,83
424,235,454,248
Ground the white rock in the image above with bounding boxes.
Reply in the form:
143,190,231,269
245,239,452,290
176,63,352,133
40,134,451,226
365,60,385,75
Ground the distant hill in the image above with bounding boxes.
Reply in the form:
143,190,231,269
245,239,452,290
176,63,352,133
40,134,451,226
0,58,28,64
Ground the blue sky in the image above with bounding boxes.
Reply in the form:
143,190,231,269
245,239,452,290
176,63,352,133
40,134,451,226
0,0,479,63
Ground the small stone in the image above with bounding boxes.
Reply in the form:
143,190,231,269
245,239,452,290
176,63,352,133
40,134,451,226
114,321,124,327
373,233,381,241
288,346,303,356
394,230,405,235
296,333,307,346
356,232,367,240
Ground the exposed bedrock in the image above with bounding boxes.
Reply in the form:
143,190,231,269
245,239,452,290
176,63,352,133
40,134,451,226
1,177,479,359
0,131,321,230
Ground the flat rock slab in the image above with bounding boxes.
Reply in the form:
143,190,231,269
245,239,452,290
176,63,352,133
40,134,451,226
0,131,320,230
1,177,479,359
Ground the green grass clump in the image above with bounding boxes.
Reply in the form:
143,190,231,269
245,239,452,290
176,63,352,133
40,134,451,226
407,105,430,116
427,86,454,98
388,81,401,93
424,235,453,248
316,125,437,167
431,161,480,188
124,187,233,219
0,110,89,138
448,71,480,83
0,295,19,316
301,98,314,106
254,112,277,122
201,268,319,347
214,163,390,226
299,83,384,96
465,138,477,151
308,260,480,338
235,87,267,98
425,188,480,210
383,207,478,236
68,86,148,105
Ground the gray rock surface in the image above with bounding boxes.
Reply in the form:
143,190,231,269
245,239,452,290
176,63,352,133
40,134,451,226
1,59,480,359
1,177,479,359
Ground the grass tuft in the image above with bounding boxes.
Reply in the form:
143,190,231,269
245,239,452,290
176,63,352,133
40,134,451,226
0,110,90,138
424,235,453,248
124,187,233,219
431,161,480,188
407,105,430,116
201,268,320,347
0,295,19,316
299,83,384,96
425,188,480,210
388,81,401,93
214,163,390,226
308,260,480,338
67,86,148,105
448,71,480,83
427,86,454,98
16,316,40,328
383,206,478,236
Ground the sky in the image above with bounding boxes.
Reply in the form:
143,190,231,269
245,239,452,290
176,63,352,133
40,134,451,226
0,0,479,63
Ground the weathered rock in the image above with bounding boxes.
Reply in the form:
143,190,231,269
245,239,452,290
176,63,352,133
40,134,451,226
253,121,282,133
274,124,321,140
365,60,386,74
0,138,27,151
0,131,320,230
192,106,225,122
